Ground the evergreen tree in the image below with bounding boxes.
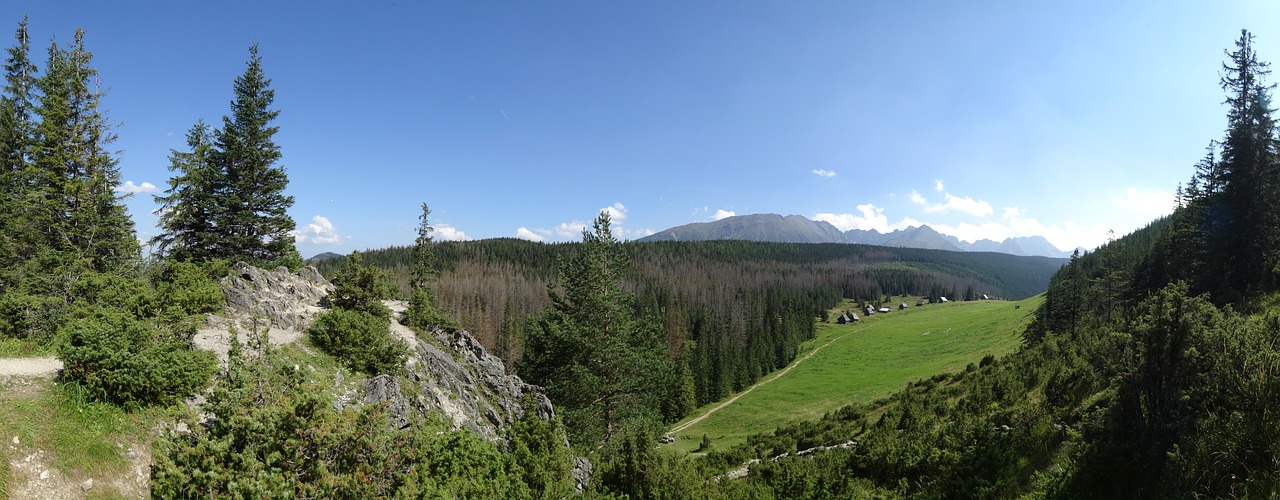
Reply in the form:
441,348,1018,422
1217,29,1280,299
152,121,218,262
0,17,36,275
213,44,296,266
31,29,136,271
153,44,298,267
406,202,459,331
522,211,672,448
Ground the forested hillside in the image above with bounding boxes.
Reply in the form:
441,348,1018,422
315,239,1062,407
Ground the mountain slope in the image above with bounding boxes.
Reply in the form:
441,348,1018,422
638,213,847,243
640,214,1070,258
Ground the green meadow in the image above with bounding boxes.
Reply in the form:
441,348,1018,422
666,295,1042,454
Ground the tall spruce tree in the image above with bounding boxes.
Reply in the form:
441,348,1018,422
154,44,298,267
214,44,297,266
1218,29,1280,299
0,17,36,275
152,121,217,261
405,202,459,331
522,211,671,449
31,29,135,271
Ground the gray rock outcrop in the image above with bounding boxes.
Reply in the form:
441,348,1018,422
219,262,332,331
401,324,555,442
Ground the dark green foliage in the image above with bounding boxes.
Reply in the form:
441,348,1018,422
149,259,226,319
57,308,216,410
405,287,462,332
329,250,395,320
152,44,298,267
507,397,579,498
522,211,673,449
307,308,406,376
152,121,219,262
153,338,542,498
29,29,137,271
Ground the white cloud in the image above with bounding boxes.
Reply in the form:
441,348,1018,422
934,179,945,192
515,227,544,242
931,206,1110,251
712,209,736,221
115,180,158,194
294,215,344,245
1112,188,1175,217
550,221,589,238
620,227,656,239
533,201,648,241
811,169,837,178
434,223,469,241
910,190,993,217
601,202,627,222
815,204,922,233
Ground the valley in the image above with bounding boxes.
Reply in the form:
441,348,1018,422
665,295,1040,453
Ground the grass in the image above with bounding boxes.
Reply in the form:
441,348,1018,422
0,380,167,497
666,295,1043,453
276,336,363,393
0,337,55,358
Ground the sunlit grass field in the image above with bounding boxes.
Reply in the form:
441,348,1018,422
667,295,1042,454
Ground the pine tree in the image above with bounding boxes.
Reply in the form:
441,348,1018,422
1217,29,1280,298
0,17,36,275
152,121,218,262
405,202,459,331
154,44,298,267
211,44,297,267
31,29,136,270
522,211,672,448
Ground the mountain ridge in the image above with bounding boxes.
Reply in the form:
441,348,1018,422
638,213,1073,258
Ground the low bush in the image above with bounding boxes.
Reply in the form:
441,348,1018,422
153,344,544,498
330,251,396,320
57,309,216,409
308,308,407,375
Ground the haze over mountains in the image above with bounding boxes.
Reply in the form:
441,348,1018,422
637,214,1075,258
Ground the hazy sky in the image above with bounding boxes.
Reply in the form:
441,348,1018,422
5,1,1279,257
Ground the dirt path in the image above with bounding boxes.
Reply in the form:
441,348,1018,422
668,325,867,435
0,357,62,377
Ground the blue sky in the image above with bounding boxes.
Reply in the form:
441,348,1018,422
5,1,1279,257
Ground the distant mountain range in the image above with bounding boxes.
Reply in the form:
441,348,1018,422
637,214,1075,258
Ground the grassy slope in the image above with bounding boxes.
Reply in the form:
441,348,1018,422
666,295,1042,454
0,380,165,498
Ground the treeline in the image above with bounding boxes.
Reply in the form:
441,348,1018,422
696,29,1280,497
316,239,1061,407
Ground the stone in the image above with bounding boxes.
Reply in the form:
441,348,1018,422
39,470,49,480
572,457,593,493
11,436,16,445
218,262,333,332
81,478,94,491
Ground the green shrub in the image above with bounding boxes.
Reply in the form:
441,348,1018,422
0,290,66,341
151,259,226,317
153,347,537,498
57,309,216,409
406,287,462,332
330,251,396,320
308,308,407,375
